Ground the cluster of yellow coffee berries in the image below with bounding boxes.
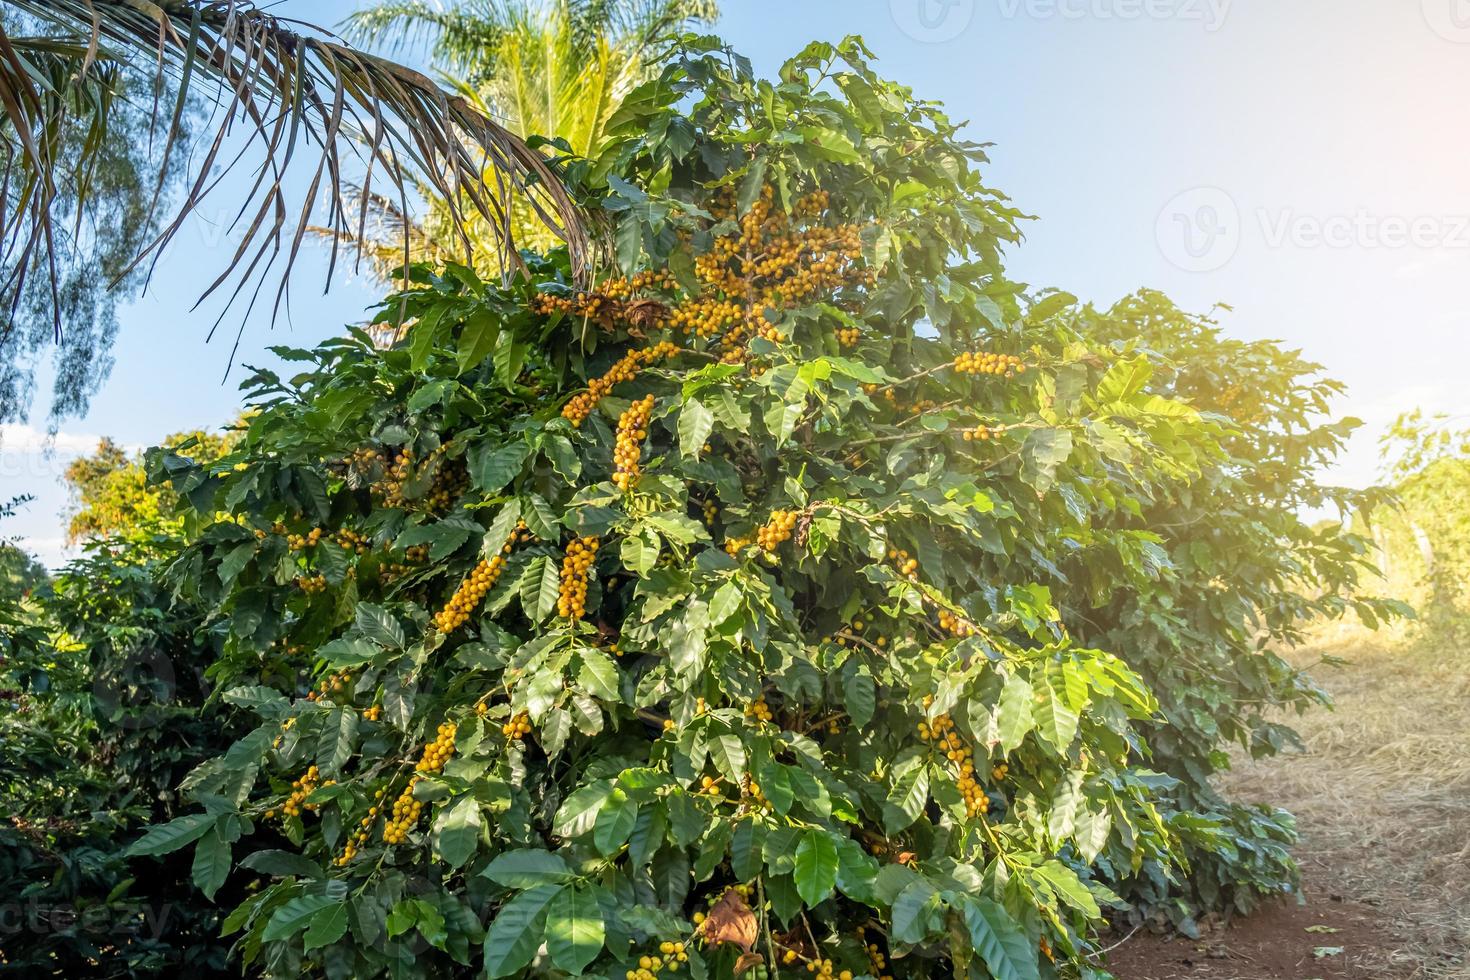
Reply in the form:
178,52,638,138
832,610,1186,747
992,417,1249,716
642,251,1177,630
835,325,861,347
558,536,600,619
334,528,370,555
886,547,919,581
744,696,774,723
286,527,324,551
623,940,689,980
372,445,464,511
272,765,332,820
382,778,423,845
937,608,977,638
297,574,329,594
863,383,897,406
562,342,679,426
742,777,771,811
954,351,1025,377
963,423,1008,441
415,722,457,774
696,775,723,798
362,704,382,722
804,958,854,979
337,787,387,866
857,927,894,980
723,534,752,558
613,396,656,491
373,449,416,507
503,712,533,741
756,510,800,552
305,672,351,703
919,703,987,818
667,296,743,339
432,522,531,631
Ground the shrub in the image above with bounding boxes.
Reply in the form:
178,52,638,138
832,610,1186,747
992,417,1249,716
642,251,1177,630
0,538,237,977
131,36,1395,979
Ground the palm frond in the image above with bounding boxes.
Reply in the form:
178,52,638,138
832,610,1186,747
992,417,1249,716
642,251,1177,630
0,0,591,337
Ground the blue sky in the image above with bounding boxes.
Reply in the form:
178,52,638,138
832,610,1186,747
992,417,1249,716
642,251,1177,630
10,0,1470,565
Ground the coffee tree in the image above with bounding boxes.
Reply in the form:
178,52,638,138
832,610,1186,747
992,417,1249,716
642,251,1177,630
130,37,1389,980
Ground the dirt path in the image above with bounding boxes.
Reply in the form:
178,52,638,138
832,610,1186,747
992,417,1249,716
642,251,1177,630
1104,628,1470,980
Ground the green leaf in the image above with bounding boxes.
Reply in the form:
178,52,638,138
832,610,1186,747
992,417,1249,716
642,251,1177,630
554,781,614,838
482,849,573,888
472,443,530,494
191,827,230,900
793,830,839,906
354,604,405,649
729,820,767,881
997,673,1035,753
594,788,639,856
263,895,339,942
315,708,358,779
483,884,561,978
1034,672,1081,751
961,896,1041,980
302,903,349,951
678,398,715,458
546,885,605,974
128,812,217,857
890,878,941,944
883,762,930,835
435,795,483,869
456,308,499,374
1020,428,1074,494
520,556,560,623
578,647,621,702
843,670,876,728
707,732,747,780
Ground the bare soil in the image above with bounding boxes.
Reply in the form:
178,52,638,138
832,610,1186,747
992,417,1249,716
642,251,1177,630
1104,628,1470,980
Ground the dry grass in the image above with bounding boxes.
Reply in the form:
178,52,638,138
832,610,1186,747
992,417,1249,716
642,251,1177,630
1220,623,1470,979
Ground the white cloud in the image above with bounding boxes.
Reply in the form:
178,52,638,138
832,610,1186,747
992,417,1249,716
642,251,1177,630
0,423,142,457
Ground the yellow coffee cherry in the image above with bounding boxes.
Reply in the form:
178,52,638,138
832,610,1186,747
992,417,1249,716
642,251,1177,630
557,536,600,619
502,712,533,741
433,521,530,632
413,722,458,775
953,350,1025,377
613,395,656,491
561,342,679,426
756,509,800,553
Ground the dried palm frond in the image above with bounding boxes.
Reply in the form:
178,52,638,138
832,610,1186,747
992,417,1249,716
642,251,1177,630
0,0,592,337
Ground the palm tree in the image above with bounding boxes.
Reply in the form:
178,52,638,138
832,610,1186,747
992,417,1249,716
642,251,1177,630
333,0,716,279
0,0,593,423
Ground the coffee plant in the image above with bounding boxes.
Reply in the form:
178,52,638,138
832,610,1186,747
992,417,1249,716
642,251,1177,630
126,36,1395,980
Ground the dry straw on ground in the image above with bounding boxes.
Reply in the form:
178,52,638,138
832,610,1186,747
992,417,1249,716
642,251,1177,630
1222,623,1470,979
